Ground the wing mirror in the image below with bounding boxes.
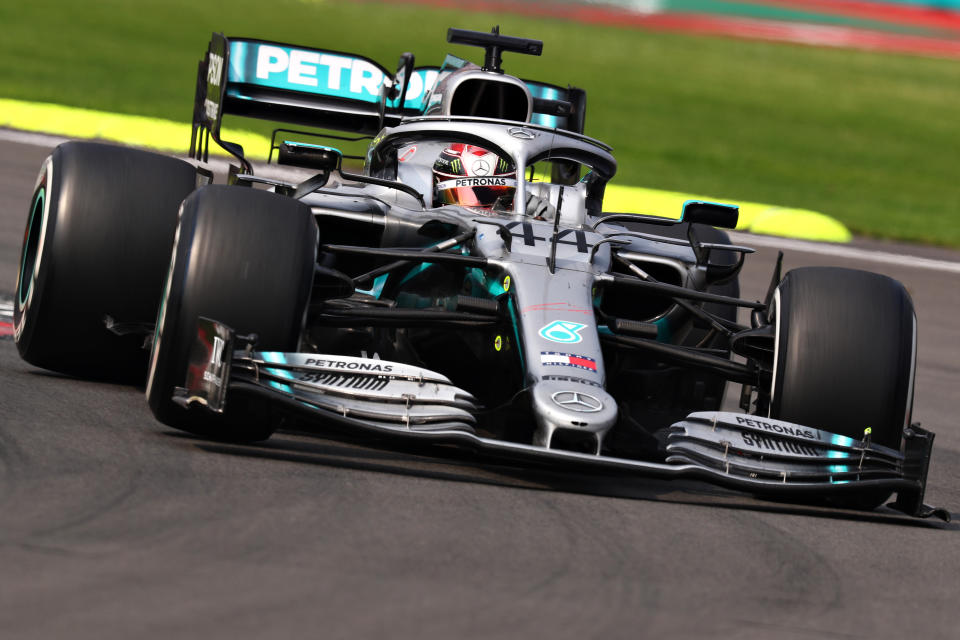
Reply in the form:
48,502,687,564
681,200,739,229
278,142,342,171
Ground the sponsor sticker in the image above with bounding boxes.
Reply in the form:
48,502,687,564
540,351,597,372
435,178,517,190
539,320,586,344
203,98,219,121
733,415,818,440
298,371,390,391
183,318,232,411
228,41,439,109
739,432,824,457
541,374,601,388
207,52,224,87
201,335,226,387
304,357,394,372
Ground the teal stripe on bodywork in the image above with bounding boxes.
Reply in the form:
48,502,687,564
507,297,525,374
263,352,295,394
355,274,388,299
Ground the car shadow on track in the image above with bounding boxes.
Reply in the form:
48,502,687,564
161,429,957,531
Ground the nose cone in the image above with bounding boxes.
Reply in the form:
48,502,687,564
530,380,618,453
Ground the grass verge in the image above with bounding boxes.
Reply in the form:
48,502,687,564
0,0,956,244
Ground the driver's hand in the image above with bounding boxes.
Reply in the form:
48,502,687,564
526,192,556,220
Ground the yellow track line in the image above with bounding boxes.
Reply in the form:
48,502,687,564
0,98,851,242
0,98,272,160
602,183,851,242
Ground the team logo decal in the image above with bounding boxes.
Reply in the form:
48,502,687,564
540,352,598,372
508,126,536,140
471,158,491,176
551,391,603,413
539,320,586,344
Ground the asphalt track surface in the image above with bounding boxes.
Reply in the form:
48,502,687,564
1,137,958,639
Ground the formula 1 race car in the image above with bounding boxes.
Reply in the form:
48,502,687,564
12,28,946,520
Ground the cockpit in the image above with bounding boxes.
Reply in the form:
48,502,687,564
364,117,616,224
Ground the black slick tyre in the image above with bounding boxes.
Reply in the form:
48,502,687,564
14,141,197,380
770,267,916,507
146,185,318,442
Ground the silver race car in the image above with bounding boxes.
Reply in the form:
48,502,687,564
13,28,946,520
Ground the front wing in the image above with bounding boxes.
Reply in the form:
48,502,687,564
174,318,948,521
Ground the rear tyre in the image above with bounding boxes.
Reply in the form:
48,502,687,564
770,267,916,508
146,185,318,442
14,142,197,379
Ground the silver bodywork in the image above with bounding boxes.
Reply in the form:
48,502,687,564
179,116,942,519
291,117,698,452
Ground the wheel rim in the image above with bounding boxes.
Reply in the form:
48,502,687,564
17,187,45,309
767,287,782,418
146,218,182,402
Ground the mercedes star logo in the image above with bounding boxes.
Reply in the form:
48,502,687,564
508,126,536,140
551,391,603,413
472,159,491,176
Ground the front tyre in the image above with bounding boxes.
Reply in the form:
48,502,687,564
770,267,916,507
146,185,318,442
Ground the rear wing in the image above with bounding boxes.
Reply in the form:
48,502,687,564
190,33,587,168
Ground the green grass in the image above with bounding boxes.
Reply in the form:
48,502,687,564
1,0,958,245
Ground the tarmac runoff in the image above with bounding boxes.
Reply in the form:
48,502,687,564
0,97,851,243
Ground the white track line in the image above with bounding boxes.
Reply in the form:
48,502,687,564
729,232,960,274
4,128,959,275
0,128,70,148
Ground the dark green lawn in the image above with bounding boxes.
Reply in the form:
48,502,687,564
1,0,958,244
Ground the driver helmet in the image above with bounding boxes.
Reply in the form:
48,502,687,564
433,144,516,211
